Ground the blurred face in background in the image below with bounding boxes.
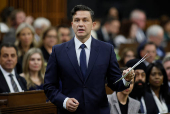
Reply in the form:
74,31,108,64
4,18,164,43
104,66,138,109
133,12,146,30
58,27,71,43
121,78,134,95
109,20,120,35
19,27,33,47
149,31,164,46
135,69,146,84
108,7,119,19
16,11,26,26
29,53,42,72
164,21,170,33
124,50,135,64
163,61,170,81
149,66,164,88
44,29,58,48
130,24,138,38
141,44,157,63
0,47,17,72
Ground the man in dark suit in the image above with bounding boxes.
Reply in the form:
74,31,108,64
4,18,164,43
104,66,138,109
126,59,158,114
0,43,27,93
43,5,134,114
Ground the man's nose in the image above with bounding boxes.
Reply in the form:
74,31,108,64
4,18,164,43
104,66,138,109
78,20,83,26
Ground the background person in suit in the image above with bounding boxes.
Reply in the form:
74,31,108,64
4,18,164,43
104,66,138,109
43,5,135,114
0,43,27,93
107,77,140,114
126,59,158,114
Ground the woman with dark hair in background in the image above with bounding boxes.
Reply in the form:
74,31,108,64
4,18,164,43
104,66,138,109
39,27,58,63
146,62,170,113
118,48,136,67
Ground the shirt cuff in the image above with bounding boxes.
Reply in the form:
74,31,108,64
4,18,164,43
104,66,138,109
122,76,131,87
63,97,69,109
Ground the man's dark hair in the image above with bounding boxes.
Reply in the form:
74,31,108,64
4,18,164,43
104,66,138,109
141,42,157,51
0,43,18,56
57,25,70,32
71,5,94,22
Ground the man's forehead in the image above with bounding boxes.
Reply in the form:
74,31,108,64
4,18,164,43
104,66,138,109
1,47,16,54
135,69,145,73
73,11,91,17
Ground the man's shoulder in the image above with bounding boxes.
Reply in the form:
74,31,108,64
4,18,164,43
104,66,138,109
93,38,113,48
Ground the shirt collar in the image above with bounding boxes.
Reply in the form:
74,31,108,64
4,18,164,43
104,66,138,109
74,36,92,50
0,65,15,77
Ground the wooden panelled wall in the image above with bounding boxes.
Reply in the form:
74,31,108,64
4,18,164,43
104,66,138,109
7,0,67,26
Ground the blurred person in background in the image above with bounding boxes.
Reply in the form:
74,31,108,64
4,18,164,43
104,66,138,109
107,71,140,114
114,20,138,48
160,16,170,42
126,59,158,114
15,23,37,74
33,17,51,42
0,43,27,93
118,48,136,67
162,56,170,93
130,9,146,43
107,7,119,19
39,27,58,62
97,17,120,46
2,9,26,44
146,62,169,113
140,42,157,66
20,48,45,90
138,25,165,60
57,25,71,44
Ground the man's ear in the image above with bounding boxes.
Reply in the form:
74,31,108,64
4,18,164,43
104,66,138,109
92,22,96,30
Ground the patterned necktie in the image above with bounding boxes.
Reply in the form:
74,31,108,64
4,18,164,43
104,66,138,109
80,44,87,80
8,74,19,92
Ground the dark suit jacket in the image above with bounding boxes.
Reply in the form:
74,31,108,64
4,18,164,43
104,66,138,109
0,69,27,93
143,92,159,114
96,28,106,42
43,37,129,114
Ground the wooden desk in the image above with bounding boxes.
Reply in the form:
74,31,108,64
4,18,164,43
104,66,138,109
0,90,57,114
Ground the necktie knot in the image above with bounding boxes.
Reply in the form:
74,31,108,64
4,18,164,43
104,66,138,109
8,74,13,77
80,44,86,49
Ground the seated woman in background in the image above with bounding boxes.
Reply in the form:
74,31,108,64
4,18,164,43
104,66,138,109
39,27,58,63
118,48,136,67
107,70,140,114
20,48,45,90
146,62,170,113
15,23,37,74
114,20,138,48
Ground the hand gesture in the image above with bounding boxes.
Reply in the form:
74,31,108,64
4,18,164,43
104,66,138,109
122,67,135,82
66,98,79,112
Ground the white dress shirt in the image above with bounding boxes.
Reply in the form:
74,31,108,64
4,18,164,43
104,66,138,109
63,36,130,109
0,65,23,93
151,89,168,113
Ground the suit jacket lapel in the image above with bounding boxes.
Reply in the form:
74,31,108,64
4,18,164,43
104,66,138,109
0,69,10,92
66,38,84,82
84,38,100,82
128,97,133,114
112,92,121,114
